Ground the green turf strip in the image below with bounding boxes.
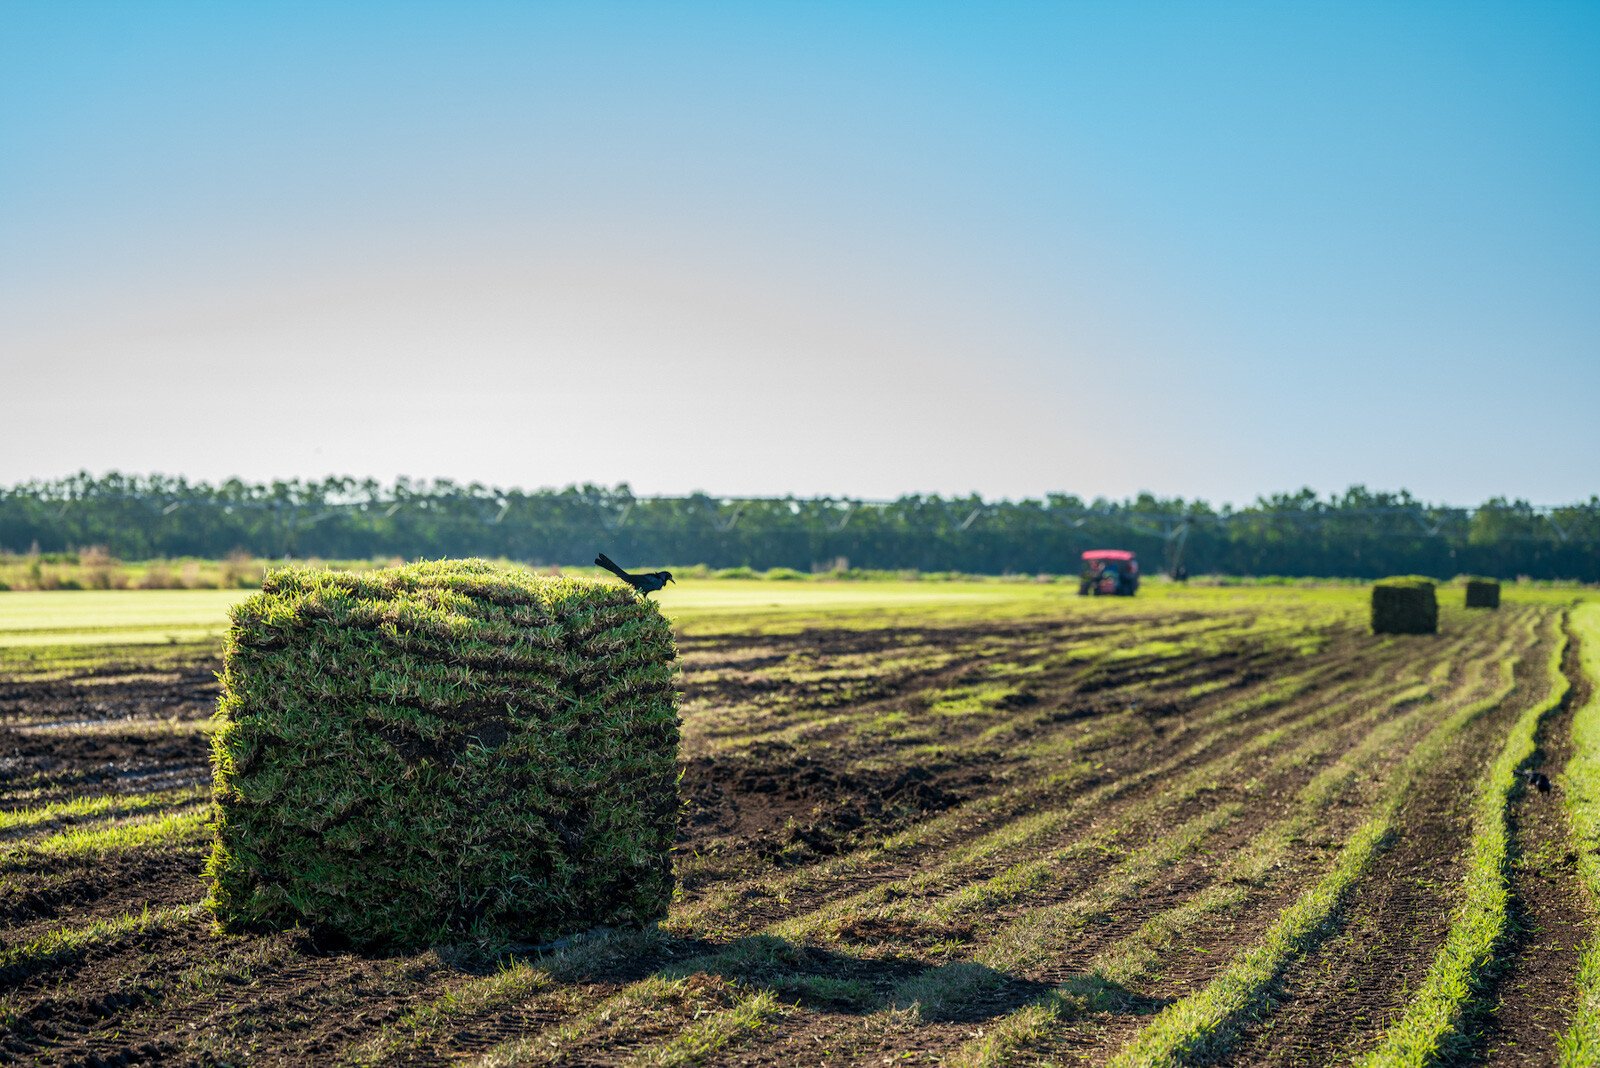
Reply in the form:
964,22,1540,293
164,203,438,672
0,787,206,839
0,904,202,983
1556,603,1600,1066
1,807,209,870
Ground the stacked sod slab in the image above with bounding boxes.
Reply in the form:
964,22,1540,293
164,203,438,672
1463,577,1501,609
1371,576,1438,635
204,559,680,949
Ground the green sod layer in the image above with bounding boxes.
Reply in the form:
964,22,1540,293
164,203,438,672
1371,577,1438,635
204,559,680,949
1464,579,1501,609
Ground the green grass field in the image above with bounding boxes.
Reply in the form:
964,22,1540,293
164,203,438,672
0,578,1409,649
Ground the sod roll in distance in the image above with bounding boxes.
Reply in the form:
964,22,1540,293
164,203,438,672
1371,576,1438,635
1464,578,1501,609
205,559,680,948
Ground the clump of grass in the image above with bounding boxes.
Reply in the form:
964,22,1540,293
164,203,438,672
1372,576,1438,635
205,558,680,949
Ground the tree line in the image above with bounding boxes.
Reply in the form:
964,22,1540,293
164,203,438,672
1,473,1597,581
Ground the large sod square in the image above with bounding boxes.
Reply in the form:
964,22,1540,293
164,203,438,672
205,559,680,948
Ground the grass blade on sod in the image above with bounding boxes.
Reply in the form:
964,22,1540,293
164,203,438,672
1559,603,1600,1067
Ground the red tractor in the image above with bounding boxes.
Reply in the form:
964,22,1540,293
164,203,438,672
1079,549,1139,596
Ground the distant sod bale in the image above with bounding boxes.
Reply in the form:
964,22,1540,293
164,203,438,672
205,559,680,949
1464,578,1501,609
1371,576,1439,635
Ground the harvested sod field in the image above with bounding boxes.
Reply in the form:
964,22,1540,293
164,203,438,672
1,580,1597,1065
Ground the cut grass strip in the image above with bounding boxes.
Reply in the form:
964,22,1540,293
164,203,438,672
756,654,1412,946
0,903,202,982
633,988,786,1066
346,927,663,1064
1562,603,1600,1066
1356,617,1569,1068
0,787,206,839
679,638,1362,922
1103,613,1554,1068
0,806,209,870
889,804,1242,1022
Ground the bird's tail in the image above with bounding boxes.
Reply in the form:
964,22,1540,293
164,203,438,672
594,552,629,579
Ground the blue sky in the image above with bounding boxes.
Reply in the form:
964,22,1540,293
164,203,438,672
3,2,1597,504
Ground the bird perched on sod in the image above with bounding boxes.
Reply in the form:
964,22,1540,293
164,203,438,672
595,553,675,596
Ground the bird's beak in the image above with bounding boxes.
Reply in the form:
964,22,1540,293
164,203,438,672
668,576,676,584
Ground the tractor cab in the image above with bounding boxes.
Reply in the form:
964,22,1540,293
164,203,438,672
1079,549,1139,596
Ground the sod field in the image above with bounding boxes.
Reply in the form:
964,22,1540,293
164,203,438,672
1,576,1598,1064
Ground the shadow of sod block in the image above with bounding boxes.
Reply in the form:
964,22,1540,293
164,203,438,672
1371,576,1438,635
204,559,680,949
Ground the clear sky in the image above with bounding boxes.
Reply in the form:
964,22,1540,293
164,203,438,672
3,2,1597,505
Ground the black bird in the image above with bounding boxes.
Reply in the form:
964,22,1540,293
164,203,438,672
595,553,674,596
1520,768,1553,793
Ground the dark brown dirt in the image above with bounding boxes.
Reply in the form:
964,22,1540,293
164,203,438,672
679,744,987,876
0,664,218,806
0,842,207,938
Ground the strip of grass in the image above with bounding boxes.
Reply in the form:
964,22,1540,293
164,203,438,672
0,787,205,839
1356,621,1568,1067
635,989,786,1066
0,903,201,982
948,627,1521,1067
1557,603,1600,1065
706,655,1365,943
0,807,209,870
